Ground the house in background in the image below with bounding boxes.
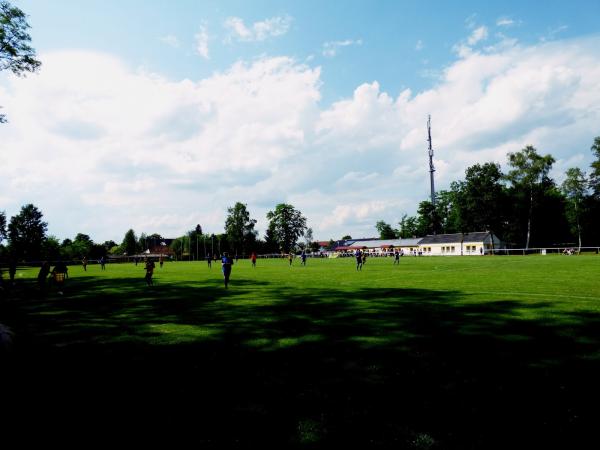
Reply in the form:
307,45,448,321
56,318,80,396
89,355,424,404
418,232,505,256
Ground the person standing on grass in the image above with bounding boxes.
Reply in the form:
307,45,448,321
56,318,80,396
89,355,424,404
251,252,257,268
355,249,363,271
8,257,17,285
51,260,68,294
301,249,307,266
82,256,88,272
144,258,155,286
37,261,50,290
206,252,212,268
288,251,294,266
100,256,106,270
394,250,400,265
159,254,164,269
362,251,368,265
221,252,233,288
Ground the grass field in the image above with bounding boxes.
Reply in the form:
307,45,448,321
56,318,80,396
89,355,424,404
2,255,600,448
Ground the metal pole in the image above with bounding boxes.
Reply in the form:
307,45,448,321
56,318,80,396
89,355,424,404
427,115,436,207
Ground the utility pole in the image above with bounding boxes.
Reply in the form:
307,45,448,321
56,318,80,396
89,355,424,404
427,115,436,207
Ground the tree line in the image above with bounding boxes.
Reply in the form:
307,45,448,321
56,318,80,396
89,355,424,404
375,139,600,249
0,202,311,262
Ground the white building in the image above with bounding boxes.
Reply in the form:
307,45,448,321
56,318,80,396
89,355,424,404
336,238,423,255
418,232,505,256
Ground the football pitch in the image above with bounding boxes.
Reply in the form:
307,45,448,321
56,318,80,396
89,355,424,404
3,255,600,448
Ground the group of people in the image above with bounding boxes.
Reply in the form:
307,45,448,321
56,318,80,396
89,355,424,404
37,260,69,294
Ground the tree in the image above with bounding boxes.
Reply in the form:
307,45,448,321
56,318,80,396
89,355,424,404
455,163,506,251
305,227,314,247
341,235,352,240
41,235,60,260
72,233,93,256
137,232,148,252
561,167,588,251
375,220,397,239
590,136,600,198
266,204,307,252
398,214,419,238
506,146,555,249
0,210,6,244
224,202,257,256
416,201,440,236
8,203,47,259
0,1,41,123
121,229,138,255
434,190,461,234
103,240,117,250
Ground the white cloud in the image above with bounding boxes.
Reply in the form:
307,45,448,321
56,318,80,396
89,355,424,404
541,25,569,42
2,36,600,242
467,26,489,45
496,17,521,27
224,15,292,42
415,40,424,51
322,39,362,57
454,25,491,57
159,35,180,48
195,25,209,59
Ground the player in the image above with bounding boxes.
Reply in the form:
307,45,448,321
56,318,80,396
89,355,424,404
355,249,363,271
221,252,233,288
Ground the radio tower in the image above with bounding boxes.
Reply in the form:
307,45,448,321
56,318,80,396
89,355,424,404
427,115,436,207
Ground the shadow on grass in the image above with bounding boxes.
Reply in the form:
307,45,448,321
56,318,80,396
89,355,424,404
2,276,600,449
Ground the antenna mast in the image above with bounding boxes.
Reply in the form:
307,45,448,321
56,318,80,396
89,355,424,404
427,115,436,207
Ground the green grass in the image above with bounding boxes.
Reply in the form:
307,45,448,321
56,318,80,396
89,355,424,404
2,255,600,448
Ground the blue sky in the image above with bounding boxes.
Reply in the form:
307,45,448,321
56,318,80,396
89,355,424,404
1,0,600,242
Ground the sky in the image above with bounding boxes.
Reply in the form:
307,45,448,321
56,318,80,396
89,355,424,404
1,0,600,243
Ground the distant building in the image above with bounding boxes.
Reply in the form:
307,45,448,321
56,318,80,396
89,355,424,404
330,238,422,255
418,232,505,256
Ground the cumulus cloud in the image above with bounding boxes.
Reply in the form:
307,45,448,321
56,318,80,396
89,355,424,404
467,26,489,45
224,15,292,42
322,39,363,57
195,25,210,59
454,25,490,57
2,36,600,241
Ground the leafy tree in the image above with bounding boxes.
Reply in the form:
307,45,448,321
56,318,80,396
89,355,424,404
7,203,47,259
225,202,257,256
72,233,93,256
435,189,461,234
41,236,61,260
0,1,41,123
305,227,314,246
341,235,352,240
309,241,321,252
375,220,397,239
186,227,204,260
561,168,588,251
103,240,117,250
590,136,600,198
266,203,307,253
0,210,6,244
398,214,419,238
416,201,441,236
121,229,138,256
506,146,555,249
137,232,148,252
455,162,506,250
